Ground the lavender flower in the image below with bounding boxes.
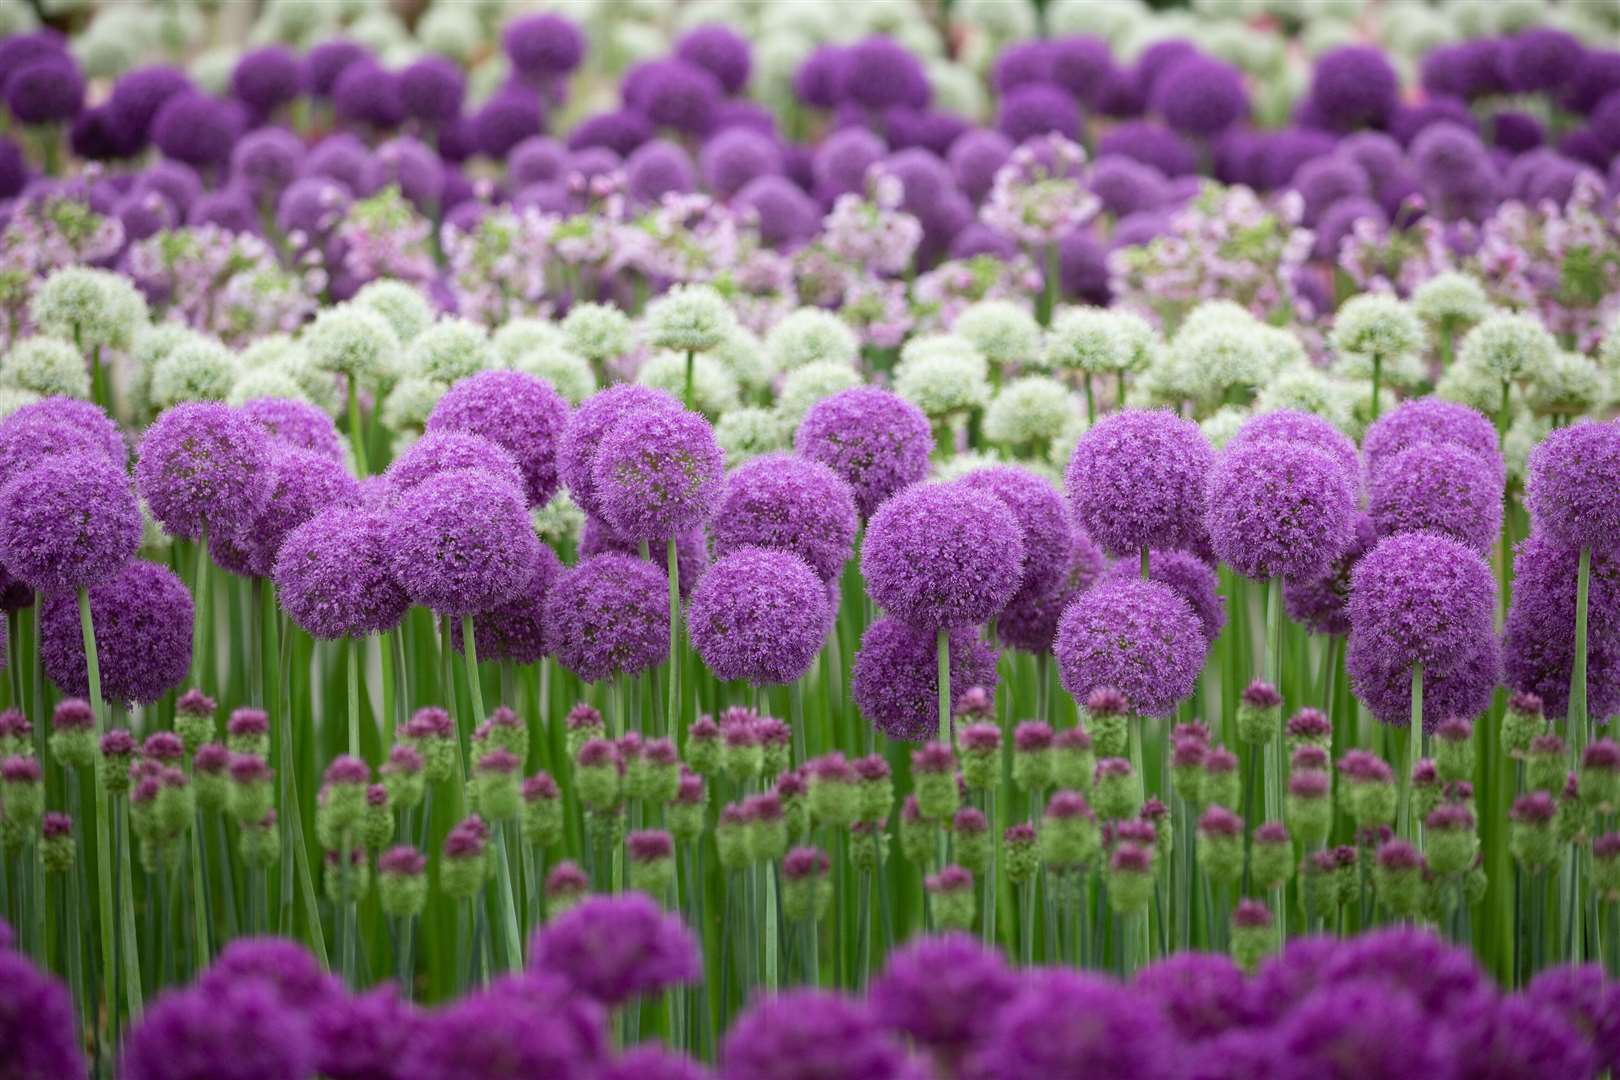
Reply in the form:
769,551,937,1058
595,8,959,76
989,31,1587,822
448,543,562,666
41,560,191,704
1067,409,1214,559
852,618,1000,743
528,892,700,1006
211,445,361,579
1526,421,1620,556
0,452,139,594
239,398,344,463
1348,532,1497,677
687,547,832,686
274,507,410,640
710,453,857,584
1369,443,1504,555
1206,438,1356,581
136,403,273,542
794,388,933,519
1055,579,1205,717
722,989,906,1080
957,466,1072,598
385,468,541,616
425,370,570,509
1504,533,1620,720
543,554,668,682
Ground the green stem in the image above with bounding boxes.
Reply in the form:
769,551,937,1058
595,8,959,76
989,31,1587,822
1402,663,1422,839
491,822,524,973
937,628,950,749
667,537,680,738
1369,354,1382,422
189,819,209,973
683,349,695,412
764,861,779,990
462,616,485,731
78,588,121,1033
347,378,369,477
191,531,210,689
1141,546,1150,581
347,637,361,759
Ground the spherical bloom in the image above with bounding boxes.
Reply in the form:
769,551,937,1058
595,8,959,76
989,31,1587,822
1525,964,1620,1074
231,46,299,116
1363,397,1503,486
211,445,361,579
274,507,409,640
1458,992,1597,1079
1310,46,1399,130
1055,578,1205,718
0,452,139,594
1330,293,1425,369
449,542,561,666
676,24,751,96
996,84,1082,143
301,306,400,383
396,974,606,1080
1284,513,1374,636
698,128,780,199
5,398,124,469
1227,410,1359,493
1206,438,1356,581
108,64,190,138
1153,56,1247,136
957,466,1071,598
644,285,737,355
625,140,696,204
1097,121,1196,178
1067,409,1215,559
793,388,932,520
1133,952,1256,1042
1,337,88,400
149,339,239,410
121,979,311,1080
588,407,723,545
579,516,706,599
7,57,84,125
710,453,857,584
722,989,906,1080
150,91,244,169
424,370,568,509
398,56,465,129
982,377,1074,451
543,553,668,681
385,468,540,616
862,482,1024,630
136,402,272,542
627,59,721,137
1526,421,1620,556
869,932,1017,1064
838,36,929,112
1459,311,1559,383
239,397,342,463
997,527,1107,654
41,559,191,704
0,946,85,1079
1369,443,1503,555
970,970,1177,1080
30,268,146,354
1101,548,1225,643
687,547,832,685
529,892,699,1006
1409,121,1499,221
1347,630,1499,731
309,985,418,1080
386,431,524,497
1276,979,1449,1079
766,309,858,374
561,386,683,520
1349,531,1497,677
851,617,999,742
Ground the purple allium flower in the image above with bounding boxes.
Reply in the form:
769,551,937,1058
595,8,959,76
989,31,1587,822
560,386,682,520
626,59,721,138
1096,121,1197,178
579,516,707,599
136,402,273,543
1348,632,1498,731
198,936,343,1016
869,932,1015,1064
385,467,539,616
108,65,190,140
1134,952,1257,1042
793,46,848,110
150,92,245,170
1055,578,1205,717
1316,925,1494,1021
970,969,1177,1080
332,61,403,131
239,398,343,463
508,136,568,187
591,408,723,545
122,977,314,1080
386,432,525,498
699,127,780,199
274,507,410,640
625,140,696,204
310,984,416,1080
1101,548,1225,643
40,560,191,704
1275,978,1449,1078
398,56,465,129
1067,409,1214,559
231,46,300,118
1526,421,1620,556
1503,533,1620,721
1153,56,1247,137
1525,964,1620,1073
210,445,360,579
794,388,933,520
504,13,586,78
1309,46,1399,131
997,525,1107,655
303,132,371,192
472,88,542,158
543,553,668,682
276,176,350,239
1363,397,1502,489
687,547,831,684
1368,443,1502,556
1410,123,1500,222
0,453,139,594
449,542,561,665
852,618,1000,742
1349,531,1496,677
1089,155,1167,217
0,945,84,1077
735,175,819,249
957,467,1071,599
862,482,1024,630
837,36,929,112
996,84,1082,144
425,371,569,509
813,126,885,202
5,400,124,471
602,1045,711,1080
230,128,304,206
566,109,652,156
1205,438,1356,581
1456,992,1596,1079
947,129,1013,204
528,891,699,1006
722,989,905,1080
711,453,857,585
397,973,606,1080
675,25,750,96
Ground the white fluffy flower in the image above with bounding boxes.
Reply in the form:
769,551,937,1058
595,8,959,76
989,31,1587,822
302,305,401,383
151,339,239,409
983,376,1077,451
1329,294,1426,368
381,376,447,434
561,303,633,364
30,267,147,352
644,284,738,354
405,318,490,384
953,300,1042,372
353,280,435,345
775,360,864,429
1412,272,1491,332
1254,368,1357,435
715,407,788,466
765,308,859,373
493,318,568,366
1458,311,1558,382
895,349,992,421
638,351,739,417
1199,406,1250,451
228,367,310,407
510,345,596,405
711,326,774,397
0,337,90,399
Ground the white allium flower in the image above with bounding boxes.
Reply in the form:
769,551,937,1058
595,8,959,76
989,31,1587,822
353,280,435,345
1331,342,1426,388
715,407,789,466
644,284,738,354
127,322,207,419
239,334,300,371
382,376,448,433
532,489,585,549
510,345,595,405
349,9,409,53
1412,272,1491,332
927,59,987,118
253,0,331,45
416,4,483,61
1047,408,1092,474
1200,406,1250,450
1301,17,1357,55
1458,311,1558,383
228,367,309,407
561,302,633,363
765,308,859,373
955,0,1038,40
1601,315,1620,373
492,318,567,366
898,334,988,380
1045,307,1126,373
1256,325,1309,374
1045,0,1143,44
895,350,993,421
151,339,239,409
0,337,89,399
1527,351,1604,416
983,376,1078,451
1168,321,1275,400
405,318,490,384
1433,354,1502,414
0,386,40,419
711,327,774,397
775,360,864,429
1330,293,1426,369
74,25,140,79
953,300,1042,372
0,0,39,36
1179,300,1258,337
1254,368,1358,435
188,48,239,95
30,267,147,352
638,351,739,417
302,305,401,383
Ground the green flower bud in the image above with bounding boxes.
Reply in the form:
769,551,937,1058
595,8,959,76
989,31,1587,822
0,755,43,847
1197,806,1245,886
684,716,721,776
668,770,707,844
403,707,457,785
471,749,522,821
1580,739,1620,815
927,865,976,932
1039,791,1101,869
471,706,526,759
381,745,426,811
1229,900,1276,973
377,846,428,919
1106,843,1155,916
782,846,832,921
807,754,861,829
544,861,590,919
1423,803,1476,877
1236,681,1281,746
1170,737,1207,802
1285,769,1332,848
362,785,394,850
227,754,275,825
1373,839,1428,920
192,744,231,815
1526,735,1567,794
957,723,1001,790
564,704,605,762
1004,822,1039,886
627,737,682,806
174,689,217,755
40,813,75,874
854,755,894,823
1433,718,1475,783
0,710,31,760
1593,833,1620,902
1284,709,1332,755
952,807,990,874
1501,693,1545,759
1556,777,1587,845
1250,822,1293,892
440,818,490,900
898,796,936,866
745,794,788,864
756,718,792,779
1338,751,1396,827
239,811,281,870
716,805,750,871
1410,759,1442,823
848,821,885,872
1091,758,1138,821
1201,747,1241,811
1051,726,1095,793
315,756,371,849
521,772,563,848
574,739,623,813
1011,722,1054,795
47,700,97,770
912,743,960,821
627,830,675,898
324,848,370,904
153,775,195,839
721,724,764,783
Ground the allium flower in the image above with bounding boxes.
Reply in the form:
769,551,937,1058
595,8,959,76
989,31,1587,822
1347,631,1499,731
997,527,1107,654
957,466,1071,598
424,371,568,509
1503,533,1620,720
862,481,1024,630
1284,512,1375,636
1362,397,1503,485
560,304,633,366
385,431,525,497
136,402,272,542
1317,925,1493,1021
1067,409,1214,559
239,398,342,463
722,989,906,1080
1349,531,1497,677
1368,443,1503,555
1275,979,1448,1079
602,1046,711,1080
529,891,700,1006
793,388,933,519
1456,992,1597,1080
869,932,1017,1064
1526,421,1620,556
982,377,1075,451
0,452,139,594
274,507,410,640
1459,311,1559,384
644,285,737,355
579,516,706,599
1310,46,1399,130
5,398,125,469
210,445,360,579
1525,964,1620,1074
1055,578,1205,717
543,554,668,682
30,267,147,353
852,618,1000,742
301,306,400,383
1226,410,1360,494
1205,438,1356,581
970,970,1177,1080
764,309,858,375
591,408,723,545
710,453,857,584
0,946,85,1079
1101,549,1225,643
41,559,191,704
309,985,417,1080
396,974,607,1080
385,468,541,616
560,386,682,520
121,979,311,1080
1133,952,1256,1042
1,338,89,400
687,547,832,685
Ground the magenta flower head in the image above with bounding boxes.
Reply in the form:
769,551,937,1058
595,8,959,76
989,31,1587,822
310,984,418,1080
869,932,1017,1065
385,467,541,616
1284,512,1374,636
1362,397,1503,486
996,527,1107,655
1133,952,1255,1042
544,553,668,682
41,560,191,704
687,547,832,685
722,989,906,1080
1227,410,1360,494
136,402,273,542
504,13,587,79
970,970,1176,1080
122,979,314,1080
602,1046,711,1080
1456,992,1598,1080
7,398,125,468
395,973,607,1080
274,507,410,640
0,452,139,594
957,466,1072,598
1067,409,1214,559
579,517,708,600
591,407,723,545
1102,548,1226,643
1055,578,1205,717
710,453,857,584
852,618,1000,742
862,482,1025,630
1369,442,1503,555
1309,46,1399,131
1275,979,1449,1079
1153,55,1248,137
449,542,562,665
239,397,344,463
7,57,84,126
1525,964,1620,1074
560,385,682,520
1348,631,1499,731
1504,533,1620,721
1349,531,1496,677
385,430,526,497
794,388,933,519
426,370,570,508
0,946,85,1079
529,891,700,1006
1206,438,1356,581
1527,421,1620,556
1317,925,1493,1022
210,445,361,579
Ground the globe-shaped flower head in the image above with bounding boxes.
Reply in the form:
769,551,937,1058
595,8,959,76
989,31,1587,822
1349,531,1496,677
687,548,833,686
449,543,562,665
385,468,541,616
870,932,1017,1066
1363,396,1504,485
560,385,682,519
210,445,361,579
426,370,569,508
1526,421,1620,556
0,452,139,594
396,974,606,1080
41,560,192,704
136,402,273,542
239,397,343,463
852,618,1001,741
274,507,410,640
969,970,1177,1080
6,398,126,468
121,979,316,1080
862,482,1025,630
710,453,857,584
1226,409,1360,494
1055,578,1206,717
1206,438,1356,581
722,989,906,1080
1067,409,1214,559
795,388,934,519
385,430,525,496
958,466,1073,598
644,285,738,354
1369,442,1503,555
543,554,669,682
528,891,700,1006
591,407,724,545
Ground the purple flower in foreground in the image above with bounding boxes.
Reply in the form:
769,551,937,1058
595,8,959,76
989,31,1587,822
1056,578,1205,717
722,988,907,1080
1503,533,1620,721
1348,532,1496,678
122,979,311,1080
560,385,683,521
0,946,85,1079
1101,548,1226,643
210,445,361,579
869,932,1016,1065
862,482,1025,630
543,553,669,682
41,560,191,704
7,397,125,467
274,507,410,640
970,969,1178,1080
136,402,272,542
397,973,606,1080
1526,421,1620,556
1067,409,1214,559
602,1045,712,1080
794,388,933,519
1369,442,1503,556
1361,397,1503,487
1206,438,1356,581
0,452,139,594
311,984,418,1080
958,466,1072,599
385,468,540,617
687,547,833,685
528,892,699,1007
710,453,858,585
426,370,570,509
591,407,724,545
1276,978,1450,1080
1134,951,1259,1042
239,397,344,463
1525,964,1620,1073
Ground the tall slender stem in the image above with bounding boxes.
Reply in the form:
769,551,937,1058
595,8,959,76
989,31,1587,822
1570,546,1591,749
936,629,951,749
667,538,680,738
1369,354,1383,422
346,378,369,476
347,637,361,759
78,588,120,1038
462,616,485,731
1402,663,1423,839
191,531,210,689
683,350,695,412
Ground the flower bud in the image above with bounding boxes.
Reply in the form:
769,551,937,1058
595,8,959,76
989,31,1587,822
574,738,622,812
1011,721,1053,794
716,804,749,871
1286,770,1332,847
1410,759,1441,822
1250,821,1293,892
1423,803,1476,876
627,830,675,897
628,737,681,805
848,820,885,872
324,848,369,904
1433,718,1475,783
854,755,893,823
1091,757,1138,820
720,718,763,782
471,749,522,821
744,793,788,863
756,717,791,778
1003,822,1038,886
1373,839,1427,919
1580,739,1620,814
545,861,590,918
668,770,706,843
316,755,371,847
1284,708,1331,754
41,812,74,874
239,810,281,870
1039,791,1100,869
227,753,274,824
380,745,426,810
521,772,563,848
0,709,31,758
1229,899,1276,973
1509,791,1558,871
1170,737,1207,802
1236,681,1280,746
1594,833,1620,902
100,729,136,795
926,865,975,931
685,715,720,776
807,753,860,829
440,816,490,900
1337,750,1395,827
362,784,393,849
1140,799,1172,865
1197,805,1244,885
958,722,1000,790
1201,746,1241,810
1052,727,1094,792
174,689,217,755
226,708,270,759
775,770,808,841
1501,691,1544,759
912,742,959,821
403,707,456,784
472,706,526,758
1526,734,1567,794
378,845,427,919
782,846,832,921
1084,688,1130,759
1106,842,1154,915
0,756,43,847
952,806,989,873
48,700,96,769
564,703,604,760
